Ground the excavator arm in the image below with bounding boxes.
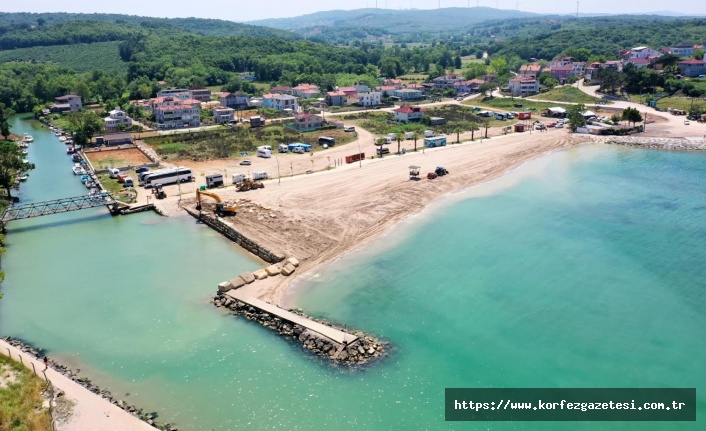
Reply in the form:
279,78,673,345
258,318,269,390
196,189,237,215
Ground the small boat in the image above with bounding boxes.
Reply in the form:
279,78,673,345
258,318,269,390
59,136,67,142
54,131,61,136
67,146,75,154
72,153,82,162
22,158,29,164
21,149,28,155
65,138,74,145
18,174,28,181
72,166,86,175
19,141,29,148
84,181,97,189
22,133,33,142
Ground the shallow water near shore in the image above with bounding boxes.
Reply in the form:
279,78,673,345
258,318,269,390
1,116,705,430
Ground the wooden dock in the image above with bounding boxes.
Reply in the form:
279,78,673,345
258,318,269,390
225,290,358,345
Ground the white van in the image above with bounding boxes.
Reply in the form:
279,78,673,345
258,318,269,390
257,148,272,158
424,130,435,138
278,144,289,153
108,168,120,179
252,171,268,180
123,177,134,188
232,173,246,184
405,132,415,140
384,136,394,144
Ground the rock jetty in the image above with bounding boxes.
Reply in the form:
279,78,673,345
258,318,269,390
212,292,387,366
2,337,178,431
604,137,706,151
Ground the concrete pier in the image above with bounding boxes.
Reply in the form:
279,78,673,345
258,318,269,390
225,290,358,345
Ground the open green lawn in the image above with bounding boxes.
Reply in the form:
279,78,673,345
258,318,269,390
0,354,53,431
467,96,562,112
529,86,602,104
0,41,126,73
143,124,355,161
654,96,706,112
398,74,428,84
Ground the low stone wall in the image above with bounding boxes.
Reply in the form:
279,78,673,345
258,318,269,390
212,293,387,366
184,207,285,263
2,337,179,431
605,137,706,150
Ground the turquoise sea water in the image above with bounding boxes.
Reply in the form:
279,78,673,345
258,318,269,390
1,116,704,430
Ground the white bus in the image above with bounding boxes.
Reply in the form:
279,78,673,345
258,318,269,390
142,167,193,187
257,148,272,158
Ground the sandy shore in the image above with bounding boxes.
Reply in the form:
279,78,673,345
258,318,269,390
0,340,159,431
156,128,592,307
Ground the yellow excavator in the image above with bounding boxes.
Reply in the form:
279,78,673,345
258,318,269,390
196,189,237,216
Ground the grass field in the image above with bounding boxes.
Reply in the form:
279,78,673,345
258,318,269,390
143,124,355,161
529,86,601,104
466,96,563,112
0,41,126,73
0,353,52,431
84,147,152,169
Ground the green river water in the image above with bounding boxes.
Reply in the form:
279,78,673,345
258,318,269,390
0,115,704,430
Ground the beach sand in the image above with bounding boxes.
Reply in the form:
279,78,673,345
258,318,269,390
156,129,592,307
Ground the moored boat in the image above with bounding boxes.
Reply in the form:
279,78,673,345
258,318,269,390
18,174,28,181
72,165,86,175
59,136,67,142
22,133,33,142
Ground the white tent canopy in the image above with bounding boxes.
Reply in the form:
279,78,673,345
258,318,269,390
548,107,566,114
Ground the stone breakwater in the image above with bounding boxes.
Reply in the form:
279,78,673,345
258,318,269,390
184,207,285,264
603,136,706,150
212,292,388,366
2,337,179,431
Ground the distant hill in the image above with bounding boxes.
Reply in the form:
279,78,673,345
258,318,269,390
251,7,538,36
0,13,298,39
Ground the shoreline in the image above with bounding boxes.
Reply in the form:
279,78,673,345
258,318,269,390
165,131,593,309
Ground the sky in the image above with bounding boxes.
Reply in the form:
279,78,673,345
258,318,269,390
3,0,706,22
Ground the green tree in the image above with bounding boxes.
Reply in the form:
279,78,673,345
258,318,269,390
479,82,496,98
0,104,14,141
375,137,385,158
463,63,487,80
693,49,705,60
65,111,104,145
621,107,643,127
412,131,419,152
544,77,559,90
567,103,587,132
0,140,36,200
482,119,490,138
469,121,480,141
454,56,462,69
454,127,463,143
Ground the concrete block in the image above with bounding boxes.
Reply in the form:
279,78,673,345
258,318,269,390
281,263,296,276
218,281,232,292
240,272,255,284
253,269,269,280
287,257,300,267
230,277,246,289
265,265,281,276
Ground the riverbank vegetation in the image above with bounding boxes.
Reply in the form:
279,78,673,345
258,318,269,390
0,353,52,431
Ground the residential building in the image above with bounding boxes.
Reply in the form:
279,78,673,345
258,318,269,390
622,47,662,61
103,107,133,131
213,106,235,124
53,94,82,111
549,57,574,68
669,43,696,58
154,102,201,129
572,62,587,76
508,77,540,96
394,105,424,123
188,87,212,103
357,91,382,107
262,94,298,112
376,85,399,97
550,66,575,81
519,64,542,79
219,92,250,109
392,88,424,101
406,83,426,92
325,91,347,107
292,83,320,97
156,88,190,100
432,74,464,89
270,86,293,95
382,78,403,87
678,58,706,77
453,79,484,94
293,113,323,131
626,58,651,68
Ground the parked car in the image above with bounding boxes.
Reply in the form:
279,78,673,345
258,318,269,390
135,166,150,174
547,123,556,128
556,123,564,128
240,160,252,165
344,126,355,132
684,120,690,125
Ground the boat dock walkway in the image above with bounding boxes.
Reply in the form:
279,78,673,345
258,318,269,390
1,194,118,223
225,290,358,345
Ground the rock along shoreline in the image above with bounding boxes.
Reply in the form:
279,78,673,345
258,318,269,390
2,336,178,431
212,291,389,366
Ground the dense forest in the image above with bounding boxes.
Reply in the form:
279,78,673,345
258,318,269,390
0,11,705,113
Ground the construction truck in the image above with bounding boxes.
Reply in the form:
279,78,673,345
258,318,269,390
235,178,265,192
196,189,237,216
152,184,166,199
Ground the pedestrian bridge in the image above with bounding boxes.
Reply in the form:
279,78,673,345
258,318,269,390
1,193,118,223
